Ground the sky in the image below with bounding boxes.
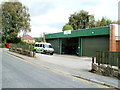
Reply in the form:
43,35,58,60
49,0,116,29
1,0,120,37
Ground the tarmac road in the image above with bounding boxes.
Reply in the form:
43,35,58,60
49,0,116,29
1,51,104,88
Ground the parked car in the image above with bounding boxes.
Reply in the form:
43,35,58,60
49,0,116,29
34,42,54,55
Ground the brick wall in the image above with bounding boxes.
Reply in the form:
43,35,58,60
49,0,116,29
110,25,117,52
110,24,120,52
116,40,120,52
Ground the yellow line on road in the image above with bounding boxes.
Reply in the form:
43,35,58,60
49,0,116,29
2,51,114,88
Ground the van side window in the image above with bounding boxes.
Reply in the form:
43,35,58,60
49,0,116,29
35,44,39,47
39,44,42,47
43,44,45,48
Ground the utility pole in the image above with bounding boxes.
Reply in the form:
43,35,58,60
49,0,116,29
43,33,46,42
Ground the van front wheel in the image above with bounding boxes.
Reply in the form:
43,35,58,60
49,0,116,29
50,53,53,55
34,49,37,53
43,50,46,54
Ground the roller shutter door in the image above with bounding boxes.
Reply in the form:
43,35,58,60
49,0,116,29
82,36,109,57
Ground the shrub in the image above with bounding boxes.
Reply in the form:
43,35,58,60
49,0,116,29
62,25,73,31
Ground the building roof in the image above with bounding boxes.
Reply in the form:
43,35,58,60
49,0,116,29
45,26,110,39
21,35,34,40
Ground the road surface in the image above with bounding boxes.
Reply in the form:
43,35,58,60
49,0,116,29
0,51,107,88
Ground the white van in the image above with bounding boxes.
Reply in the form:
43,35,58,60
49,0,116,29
34,42,54,55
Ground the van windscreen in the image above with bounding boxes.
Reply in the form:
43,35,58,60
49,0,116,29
49,45,52,48
45,44,53,48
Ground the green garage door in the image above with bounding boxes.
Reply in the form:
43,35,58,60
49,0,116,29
47,39,59,53
82,36,109,57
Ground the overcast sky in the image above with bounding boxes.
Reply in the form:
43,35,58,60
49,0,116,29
1,0,119,37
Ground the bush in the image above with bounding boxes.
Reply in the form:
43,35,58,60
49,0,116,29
62,25,73,31
18,41,28,45
0,43,6,48
0,43,2,48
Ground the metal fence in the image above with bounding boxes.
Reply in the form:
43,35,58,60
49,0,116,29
96,51,120,68
10,43,34,51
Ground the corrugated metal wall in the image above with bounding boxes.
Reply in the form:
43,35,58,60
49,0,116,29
47,39,59,53
47,36,109,57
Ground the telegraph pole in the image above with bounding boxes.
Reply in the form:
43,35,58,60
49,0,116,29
43,33,46,42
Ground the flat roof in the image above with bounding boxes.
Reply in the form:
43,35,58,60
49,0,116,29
45,26,110,39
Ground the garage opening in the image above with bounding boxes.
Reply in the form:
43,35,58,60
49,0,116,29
62,38,78,55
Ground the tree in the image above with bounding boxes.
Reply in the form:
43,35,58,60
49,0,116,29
95,20,101,27
1,1,31,43
62,25,73,31
113,21,120,24
95,17,112,27
88,15,95,28
35,38,43,42
6,37,21,43
67,10,95,30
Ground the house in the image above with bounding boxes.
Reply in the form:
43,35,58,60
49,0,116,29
110,24,120,52
21,35,35,44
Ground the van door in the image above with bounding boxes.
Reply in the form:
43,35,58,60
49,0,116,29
34,44,39,52
39,44,43,52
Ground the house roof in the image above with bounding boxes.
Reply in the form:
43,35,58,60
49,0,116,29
21,35,34,40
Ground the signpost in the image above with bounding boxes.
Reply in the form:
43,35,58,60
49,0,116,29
64,30,71,35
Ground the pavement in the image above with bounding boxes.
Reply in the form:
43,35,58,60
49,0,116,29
1,48,120,89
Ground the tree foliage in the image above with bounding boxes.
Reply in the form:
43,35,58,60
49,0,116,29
62,25,73,31
1,1,31,43
113,21,120,24
35,38,43,42
66,10,112,30
67,10,95,30
6,37,21,43
95,17,112,27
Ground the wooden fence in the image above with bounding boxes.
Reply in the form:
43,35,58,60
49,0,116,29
96,51,120,68
10,43,35,57
10,43,34,51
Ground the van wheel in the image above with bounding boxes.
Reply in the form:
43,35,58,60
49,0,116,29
43,50,46,54
34,49,37,53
